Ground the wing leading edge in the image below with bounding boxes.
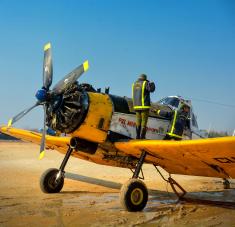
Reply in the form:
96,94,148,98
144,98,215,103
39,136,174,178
115,137,235,179
0,126,70,153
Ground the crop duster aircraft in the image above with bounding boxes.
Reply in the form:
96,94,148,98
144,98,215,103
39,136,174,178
1,43,235,212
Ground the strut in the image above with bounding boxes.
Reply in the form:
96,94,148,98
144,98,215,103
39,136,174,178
154,165,187,199
132,151,146,179
56,138,78,181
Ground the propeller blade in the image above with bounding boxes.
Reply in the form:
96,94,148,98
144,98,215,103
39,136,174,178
8,103,39,127
51,60,89,95
43,43,53,90
39,104,47,160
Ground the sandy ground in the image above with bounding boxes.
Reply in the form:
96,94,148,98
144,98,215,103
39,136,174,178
0,141,235,227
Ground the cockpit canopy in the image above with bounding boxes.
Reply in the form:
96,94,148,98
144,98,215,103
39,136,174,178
157,96,199,129
158,97,180,109
158,96,191,109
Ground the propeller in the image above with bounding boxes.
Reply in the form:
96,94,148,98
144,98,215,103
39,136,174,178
51,60,89,95
39,104,47,160
43,43,53,90
38,42,53,160
7,43,89,160
7,103,39,127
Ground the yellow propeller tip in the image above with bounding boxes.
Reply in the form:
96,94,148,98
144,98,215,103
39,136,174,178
83,60,89,72
44,43,51,51
39,151,45,160
7,119,12,127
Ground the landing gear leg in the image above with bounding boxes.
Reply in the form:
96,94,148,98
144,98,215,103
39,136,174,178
40,138,77,193
132,151,146,179
56,146,74,181
120,151,148,212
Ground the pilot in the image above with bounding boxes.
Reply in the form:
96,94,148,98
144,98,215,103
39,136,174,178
132,74,155,139
155,103,190,140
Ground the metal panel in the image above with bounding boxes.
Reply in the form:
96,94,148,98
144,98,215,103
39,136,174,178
109,112,170,140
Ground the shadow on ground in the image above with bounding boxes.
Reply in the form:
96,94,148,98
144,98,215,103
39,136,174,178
65,172,235,210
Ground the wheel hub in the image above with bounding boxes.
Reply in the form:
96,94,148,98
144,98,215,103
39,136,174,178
47,172,63,189
131,188,144,205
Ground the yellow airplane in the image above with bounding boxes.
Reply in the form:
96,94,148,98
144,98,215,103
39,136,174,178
1,43,235,212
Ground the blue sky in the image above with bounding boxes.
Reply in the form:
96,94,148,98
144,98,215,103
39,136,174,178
0,0,234,133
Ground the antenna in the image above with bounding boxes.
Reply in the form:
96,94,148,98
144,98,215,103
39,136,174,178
208,123,212,134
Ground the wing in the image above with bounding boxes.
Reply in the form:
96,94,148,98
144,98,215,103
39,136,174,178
115,137,235,179
0,126,70,153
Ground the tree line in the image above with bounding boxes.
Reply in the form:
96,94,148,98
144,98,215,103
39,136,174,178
208,130,229,138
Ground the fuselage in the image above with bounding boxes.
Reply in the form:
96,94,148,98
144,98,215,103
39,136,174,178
44,84,205,169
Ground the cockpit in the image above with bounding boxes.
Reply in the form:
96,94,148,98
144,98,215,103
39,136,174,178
157,96,199,130
158,97,180,109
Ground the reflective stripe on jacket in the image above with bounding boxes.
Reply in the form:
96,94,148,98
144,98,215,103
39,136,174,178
167,110,183,139
157,109,188,139
132,80,151,110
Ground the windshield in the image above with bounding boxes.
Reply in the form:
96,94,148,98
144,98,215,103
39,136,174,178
192,113,199,128
158,97,180,108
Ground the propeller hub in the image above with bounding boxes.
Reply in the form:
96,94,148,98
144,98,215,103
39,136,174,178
35,88,48,102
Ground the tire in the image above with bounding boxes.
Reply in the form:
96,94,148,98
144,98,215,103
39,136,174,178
120,179,148,212
40,168,64,193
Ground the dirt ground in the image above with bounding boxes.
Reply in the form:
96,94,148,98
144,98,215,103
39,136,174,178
0,141,234,227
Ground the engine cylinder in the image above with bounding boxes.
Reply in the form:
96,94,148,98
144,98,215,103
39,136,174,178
46,83,89,133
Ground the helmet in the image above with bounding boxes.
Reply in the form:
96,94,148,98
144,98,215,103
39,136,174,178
139,74,147,80
180,103,190,110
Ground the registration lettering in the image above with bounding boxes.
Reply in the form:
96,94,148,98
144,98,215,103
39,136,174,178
214,157,235,164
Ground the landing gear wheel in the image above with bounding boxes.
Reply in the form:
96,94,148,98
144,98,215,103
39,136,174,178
40,168,64,193
120,179,148,212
